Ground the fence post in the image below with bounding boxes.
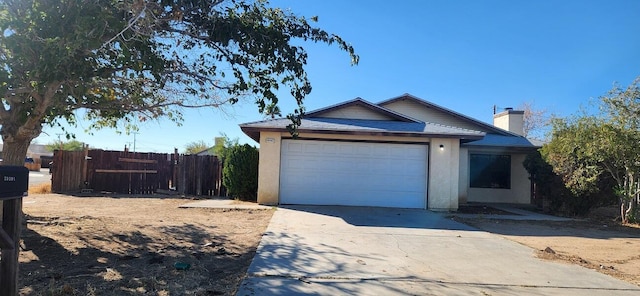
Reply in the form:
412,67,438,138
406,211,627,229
195,156,202,196
0,199,22,296
82,144,89,190
178,154,186,195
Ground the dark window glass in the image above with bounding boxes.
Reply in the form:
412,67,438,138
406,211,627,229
470,154,511,189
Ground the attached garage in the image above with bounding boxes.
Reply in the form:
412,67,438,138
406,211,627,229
240,96,492,210
279,139,428,208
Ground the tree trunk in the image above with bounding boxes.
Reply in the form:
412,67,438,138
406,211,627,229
0,138,30,296
0,138,30,220
626,195,638,223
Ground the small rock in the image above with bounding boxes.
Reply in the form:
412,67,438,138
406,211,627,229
543,247,556,254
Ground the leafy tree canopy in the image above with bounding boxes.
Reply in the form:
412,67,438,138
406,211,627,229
184,140,209,154
541,77,640,223
46,139,86,151
0,0,359,165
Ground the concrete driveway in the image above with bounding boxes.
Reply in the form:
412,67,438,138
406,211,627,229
237,206,640,296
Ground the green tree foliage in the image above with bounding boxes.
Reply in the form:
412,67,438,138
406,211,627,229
184,140,209,155
541,77,640,223
46,139,86,151
213,134,239,160
0,0,359,166
222,144,258,201
523,151,613,216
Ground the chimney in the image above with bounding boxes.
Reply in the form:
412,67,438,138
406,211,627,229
493,108,525,136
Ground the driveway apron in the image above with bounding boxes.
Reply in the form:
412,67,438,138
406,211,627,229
237,206,640,296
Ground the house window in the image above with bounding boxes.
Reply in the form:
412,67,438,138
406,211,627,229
469,154,511,189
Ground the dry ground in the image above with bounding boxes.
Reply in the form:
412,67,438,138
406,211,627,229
14,194,640,294
456,209,640,287
17,194,273,296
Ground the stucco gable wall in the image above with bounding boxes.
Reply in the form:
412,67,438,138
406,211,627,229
383,100,493,132
317,105,397,120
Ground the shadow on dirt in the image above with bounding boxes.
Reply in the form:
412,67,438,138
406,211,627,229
19,215,255,295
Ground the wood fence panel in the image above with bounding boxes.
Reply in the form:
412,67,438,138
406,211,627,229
51,150,86,192
176,155,225,196
53,149,223,196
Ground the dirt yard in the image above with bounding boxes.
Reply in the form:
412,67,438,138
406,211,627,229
456,212,640,287
17,194,273,296
13,195,640,294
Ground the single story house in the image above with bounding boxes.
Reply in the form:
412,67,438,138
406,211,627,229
240,94,541,211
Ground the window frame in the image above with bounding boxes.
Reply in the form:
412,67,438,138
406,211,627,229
469,153,511,189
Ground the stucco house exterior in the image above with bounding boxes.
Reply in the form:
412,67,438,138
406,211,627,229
240,94,541,211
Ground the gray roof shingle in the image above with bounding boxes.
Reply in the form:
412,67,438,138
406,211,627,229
240,117,485,141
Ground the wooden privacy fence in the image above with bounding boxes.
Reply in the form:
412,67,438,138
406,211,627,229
52,149,225,196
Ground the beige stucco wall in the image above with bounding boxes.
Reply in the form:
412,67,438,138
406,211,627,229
462,150,531,204
428,138,460,211
493,110,524,136
257,131,282,205
458,147,469,204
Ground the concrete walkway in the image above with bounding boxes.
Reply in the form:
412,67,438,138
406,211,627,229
237,206,640,296
451,204,575,221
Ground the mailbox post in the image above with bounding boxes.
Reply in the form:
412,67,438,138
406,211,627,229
0,166,28,296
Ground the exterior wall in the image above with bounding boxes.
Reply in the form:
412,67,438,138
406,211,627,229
464,150,531,204
383,100,493,132
257,131,462,210
458,147,469,204
257,131,282,205
320,105,395,120
428,138,460,211
493,110,524,136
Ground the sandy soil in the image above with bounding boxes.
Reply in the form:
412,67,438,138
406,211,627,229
16,194,273,295
457,216,640,287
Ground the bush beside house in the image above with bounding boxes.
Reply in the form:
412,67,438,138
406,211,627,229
524,151,615,216
222,144,259,201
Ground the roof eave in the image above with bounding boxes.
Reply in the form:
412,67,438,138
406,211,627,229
240,126,485,142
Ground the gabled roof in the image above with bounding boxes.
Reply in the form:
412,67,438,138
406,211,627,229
305,98,420,122
378,93,521,137
239,94,539,150
240,117,485,142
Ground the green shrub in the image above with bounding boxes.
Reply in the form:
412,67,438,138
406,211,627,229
222,144,259,201
524,151,615,216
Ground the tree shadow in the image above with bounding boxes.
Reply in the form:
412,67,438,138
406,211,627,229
19,215,256,295
237,205,640,295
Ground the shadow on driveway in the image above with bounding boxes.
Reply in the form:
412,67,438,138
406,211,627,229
280,205,477,231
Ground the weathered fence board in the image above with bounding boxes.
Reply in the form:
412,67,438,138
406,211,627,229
51,150,87,192
52,149,224,196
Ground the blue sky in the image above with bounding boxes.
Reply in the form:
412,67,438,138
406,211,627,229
33,0,640,153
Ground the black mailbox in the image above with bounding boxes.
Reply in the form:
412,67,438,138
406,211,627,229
0,166,28,200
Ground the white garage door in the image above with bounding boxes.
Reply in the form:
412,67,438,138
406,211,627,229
280,140,428,208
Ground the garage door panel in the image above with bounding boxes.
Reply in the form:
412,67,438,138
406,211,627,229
280,140,428,208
